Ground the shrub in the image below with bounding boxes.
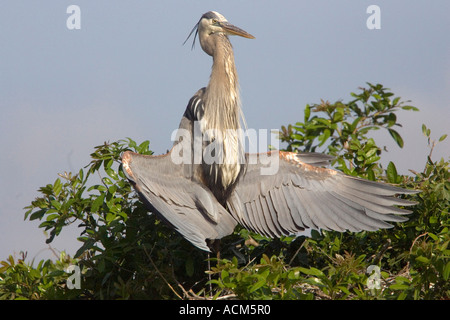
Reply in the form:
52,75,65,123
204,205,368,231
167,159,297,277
1,84,448,300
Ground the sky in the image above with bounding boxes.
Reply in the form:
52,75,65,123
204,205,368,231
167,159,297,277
1,1,449,262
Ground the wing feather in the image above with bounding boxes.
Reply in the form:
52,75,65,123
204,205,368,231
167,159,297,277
122,150,237,251
263,192,287,236
252,199,272,237
227,151,418,237
258,195,281,237
245,201,263,235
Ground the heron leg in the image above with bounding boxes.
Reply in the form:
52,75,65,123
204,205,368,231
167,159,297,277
207,239,221,261
206,239,221,297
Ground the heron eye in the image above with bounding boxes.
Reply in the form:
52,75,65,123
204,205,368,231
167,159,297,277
212,19,218,25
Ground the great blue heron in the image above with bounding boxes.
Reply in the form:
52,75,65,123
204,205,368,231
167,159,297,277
122,11,418,252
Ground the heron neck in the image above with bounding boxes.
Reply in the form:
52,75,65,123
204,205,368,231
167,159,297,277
205,35,241,130
210,37,238,91
202,35,245,195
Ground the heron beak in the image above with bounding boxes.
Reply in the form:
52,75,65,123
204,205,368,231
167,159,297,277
220,22,255,39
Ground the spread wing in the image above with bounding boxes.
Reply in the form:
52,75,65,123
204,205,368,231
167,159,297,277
122,150,237,251
226,151,418,237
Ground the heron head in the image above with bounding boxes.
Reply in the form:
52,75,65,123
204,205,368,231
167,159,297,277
184,11,254,51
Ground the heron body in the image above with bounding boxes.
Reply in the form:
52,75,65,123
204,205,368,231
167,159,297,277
176,11,253,204
122,11,418,252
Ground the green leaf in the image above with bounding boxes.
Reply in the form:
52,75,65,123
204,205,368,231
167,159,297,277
428,232,438,241
249,276,267,293
392,96,401,106
318,129,331,146
388,128,404,148
105,168,118,181
46,213,60,222
367,168,375,181
315,118,332,127
91,194,105,213
29,209,46,221
137,140,150,153
386,112,397,127
304,104,311,122
50,200,62,211
372,93,382,101
332,109,344,122
105,212,116,223
401,105,419,111
349,117,361,132
88,184,107,192
365,147,378,158
421,124,429,137
53,179,63,197
415,256,430,264
439,134,447,142
299,267,325,278
443,262,450,281
386,161,398,184
104,158,113,170
390,283,411,290
38,221,54,229
291,134,304,141
365,155,380,165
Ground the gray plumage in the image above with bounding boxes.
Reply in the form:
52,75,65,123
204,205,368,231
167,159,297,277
122,11,418,252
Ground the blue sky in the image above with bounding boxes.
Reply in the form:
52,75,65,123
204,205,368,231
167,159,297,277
1,1,449,262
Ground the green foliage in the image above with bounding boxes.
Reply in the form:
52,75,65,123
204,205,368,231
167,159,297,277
0,252,78,299
279,83,419,179
18,138,212,299
1,84,448,300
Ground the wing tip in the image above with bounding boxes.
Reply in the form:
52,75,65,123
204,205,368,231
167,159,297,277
121,151,135,179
